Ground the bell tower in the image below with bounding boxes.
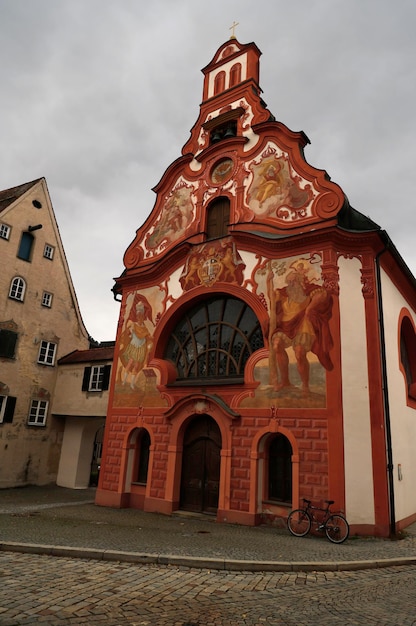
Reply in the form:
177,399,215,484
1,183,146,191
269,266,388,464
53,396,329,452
182,38,272,158
201,38,262,102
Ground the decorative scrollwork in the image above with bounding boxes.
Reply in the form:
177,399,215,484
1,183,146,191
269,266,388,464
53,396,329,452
315,191,343,218
124,245,144,269
361,269,375,299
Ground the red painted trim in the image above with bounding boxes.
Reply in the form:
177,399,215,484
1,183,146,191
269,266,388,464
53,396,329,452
324,252,345,511
362,253,390,531
397,307,416,409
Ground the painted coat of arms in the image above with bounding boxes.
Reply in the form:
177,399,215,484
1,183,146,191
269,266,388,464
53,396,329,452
180,239,245,291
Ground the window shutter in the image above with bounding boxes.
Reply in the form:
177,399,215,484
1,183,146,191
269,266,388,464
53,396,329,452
102,365,111,390
82,367,91,391
4,397,16,423
0,330,18,358
207,197,230,239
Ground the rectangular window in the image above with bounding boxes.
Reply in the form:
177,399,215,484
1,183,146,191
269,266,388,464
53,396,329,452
43,244,54,260
28,399,48,426
0,223,11,240
82,364,111,392
0,329,18,358
38,340,57,366
89,365,104,391
0,395,16,424
17,232,34,261
41,292,53,308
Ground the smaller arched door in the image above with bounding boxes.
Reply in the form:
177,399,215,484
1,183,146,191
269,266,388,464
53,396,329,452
180,415,221,514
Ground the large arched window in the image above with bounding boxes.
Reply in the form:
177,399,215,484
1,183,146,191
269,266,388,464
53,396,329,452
268,434,292,504
206,196,230,239
165,295,264,384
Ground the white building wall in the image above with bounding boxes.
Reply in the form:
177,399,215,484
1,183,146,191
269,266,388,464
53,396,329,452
52,364,110,417
379,267,416,525
57,417,104,489
338,256,375,525
207,52,248,98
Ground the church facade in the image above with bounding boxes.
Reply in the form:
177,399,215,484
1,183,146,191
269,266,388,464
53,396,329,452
96,38,416,537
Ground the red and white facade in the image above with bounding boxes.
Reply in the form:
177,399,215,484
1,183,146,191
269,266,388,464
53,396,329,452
96,39,416,537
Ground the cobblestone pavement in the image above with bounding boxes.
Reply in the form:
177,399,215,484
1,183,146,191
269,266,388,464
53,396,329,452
0,551,415,625
1,486,416,625
1,486,416,569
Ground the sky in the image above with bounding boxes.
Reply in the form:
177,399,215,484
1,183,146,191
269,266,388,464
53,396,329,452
1,0,415,341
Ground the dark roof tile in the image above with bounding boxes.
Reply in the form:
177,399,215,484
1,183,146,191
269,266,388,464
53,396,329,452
0,179,43,214
58,346,114,365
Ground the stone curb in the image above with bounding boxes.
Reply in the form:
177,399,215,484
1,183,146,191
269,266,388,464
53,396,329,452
2,540,416,572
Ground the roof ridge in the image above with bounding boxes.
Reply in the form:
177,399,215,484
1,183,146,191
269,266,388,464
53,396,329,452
0,178,44,213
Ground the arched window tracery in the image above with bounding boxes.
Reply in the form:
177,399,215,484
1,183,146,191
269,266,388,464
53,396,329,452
164,295,264,384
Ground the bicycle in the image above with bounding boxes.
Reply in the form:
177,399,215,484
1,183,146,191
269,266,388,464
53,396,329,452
287,498,349,544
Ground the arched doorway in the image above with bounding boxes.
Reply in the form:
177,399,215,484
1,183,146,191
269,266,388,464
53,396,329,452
89,424,105,487
180,415,221,514
268,434,292,505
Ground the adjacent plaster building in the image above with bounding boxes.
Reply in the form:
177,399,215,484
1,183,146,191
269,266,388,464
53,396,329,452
0,178,113,488
93,37,415,537
53,344,114,488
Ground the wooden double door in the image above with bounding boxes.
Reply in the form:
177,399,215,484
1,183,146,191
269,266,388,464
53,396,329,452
180,415,221,514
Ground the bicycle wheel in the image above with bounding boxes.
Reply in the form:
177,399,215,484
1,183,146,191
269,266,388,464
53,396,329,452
287,509,311,537
325,514,349,543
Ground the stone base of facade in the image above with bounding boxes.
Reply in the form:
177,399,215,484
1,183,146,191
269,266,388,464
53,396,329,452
216,509,260,526
95,488,126,508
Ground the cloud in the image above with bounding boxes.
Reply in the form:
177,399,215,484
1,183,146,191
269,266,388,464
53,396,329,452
1,0,415,339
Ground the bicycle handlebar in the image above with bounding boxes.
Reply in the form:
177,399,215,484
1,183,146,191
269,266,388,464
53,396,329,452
302,498,335,507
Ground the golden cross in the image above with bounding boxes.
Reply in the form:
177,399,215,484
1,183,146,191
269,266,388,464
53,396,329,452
229,20,239,39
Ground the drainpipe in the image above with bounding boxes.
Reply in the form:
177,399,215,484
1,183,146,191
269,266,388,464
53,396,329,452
375,242,396,537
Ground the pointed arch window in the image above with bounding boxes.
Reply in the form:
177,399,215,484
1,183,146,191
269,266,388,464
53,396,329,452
206,196,230,239
164,295,264,384
9,277,26,302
